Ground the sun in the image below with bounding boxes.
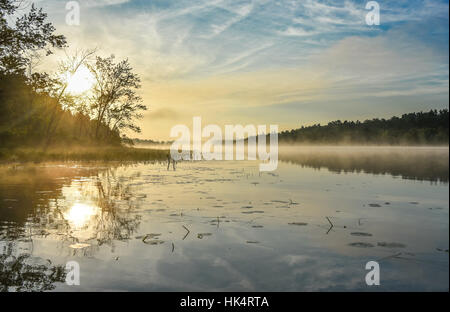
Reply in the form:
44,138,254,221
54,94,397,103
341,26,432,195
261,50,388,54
65,65,95,95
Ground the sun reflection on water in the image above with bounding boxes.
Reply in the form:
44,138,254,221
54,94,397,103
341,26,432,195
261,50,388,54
64,203,99,228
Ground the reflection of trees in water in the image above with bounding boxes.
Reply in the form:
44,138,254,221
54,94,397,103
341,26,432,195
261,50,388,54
89,170,142,247
0,242,66,292
0,166,97,225
48,168,143,253
0,165,143,290
0,165,143,255
279,148,449,183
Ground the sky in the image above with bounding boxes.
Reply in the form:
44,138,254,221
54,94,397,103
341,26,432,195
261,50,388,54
34,0,449,140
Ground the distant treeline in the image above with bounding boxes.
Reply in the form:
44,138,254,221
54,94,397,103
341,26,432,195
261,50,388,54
132,138,173,145
1,1,145,149
278,110,449,145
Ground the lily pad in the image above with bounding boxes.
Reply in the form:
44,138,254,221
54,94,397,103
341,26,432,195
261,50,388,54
197,233,212,239
143,239,164,245
349,242,375,248
377,242,406,248
142,233,162,243
350,232,373,237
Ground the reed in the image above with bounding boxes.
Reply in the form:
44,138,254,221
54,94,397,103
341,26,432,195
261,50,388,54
0,146,168,163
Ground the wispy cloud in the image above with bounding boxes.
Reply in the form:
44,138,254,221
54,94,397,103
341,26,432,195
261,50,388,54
83,0,131,7
33,0,449,139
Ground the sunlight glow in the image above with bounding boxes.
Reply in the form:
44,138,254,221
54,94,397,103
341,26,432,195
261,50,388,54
65,65,95,95
64,203,98,228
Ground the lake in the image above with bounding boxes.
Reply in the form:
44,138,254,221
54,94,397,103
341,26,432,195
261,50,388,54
0,147,448,291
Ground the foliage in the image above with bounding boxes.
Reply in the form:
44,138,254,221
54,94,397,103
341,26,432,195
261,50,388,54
278,110,449,145
0,0,66,75
0,74,121,147
0,1,146,149
89,55,145,140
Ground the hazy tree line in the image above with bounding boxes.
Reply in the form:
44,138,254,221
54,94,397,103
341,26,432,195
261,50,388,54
278,110,449,145
0,0,145,148
132,138,173,145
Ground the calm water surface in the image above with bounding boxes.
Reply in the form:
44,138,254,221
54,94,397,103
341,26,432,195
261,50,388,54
0,147,448,291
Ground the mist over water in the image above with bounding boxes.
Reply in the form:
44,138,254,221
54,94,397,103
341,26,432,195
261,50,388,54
278,145,449,183
0,146,448,291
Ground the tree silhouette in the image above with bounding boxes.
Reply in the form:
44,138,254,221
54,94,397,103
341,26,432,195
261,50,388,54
0,3,144,148
277,110,449,145
89,55,146,140
0,0,66,75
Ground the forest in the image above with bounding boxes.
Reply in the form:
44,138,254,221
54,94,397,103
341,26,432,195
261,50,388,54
278,110,449,145
0,1,145,152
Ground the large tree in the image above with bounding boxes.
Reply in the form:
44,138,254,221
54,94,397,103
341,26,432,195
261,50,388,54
89,55,146,140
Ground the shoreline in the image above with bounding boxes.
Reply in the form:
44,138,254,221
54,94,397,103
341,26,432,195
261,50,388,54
0,144,447,164
0,146,169,164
